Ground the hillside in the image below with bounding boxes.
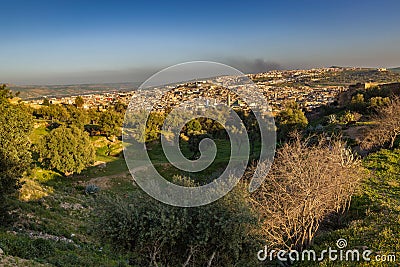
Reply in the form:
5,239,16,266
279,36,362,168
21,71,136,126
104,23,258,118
390,67,400,73
7,82,140,100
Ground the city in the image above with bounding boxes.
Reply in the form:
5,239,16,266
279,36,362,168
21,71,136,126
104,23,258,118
1,0,400,266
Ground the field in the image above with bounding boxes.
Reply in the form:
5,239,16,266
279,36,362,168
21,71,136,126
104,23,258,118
297,149,400,266
2,125,254,266
2,117,400,266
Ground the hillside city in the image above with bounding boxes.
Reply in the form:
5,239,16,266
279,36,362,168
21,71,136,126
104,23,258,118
21,67,400,114
1,66,400,266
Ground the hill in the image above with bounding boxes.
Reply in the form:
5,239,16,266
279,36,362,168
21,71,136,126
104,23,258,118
389,67,400,73
7,82,140,100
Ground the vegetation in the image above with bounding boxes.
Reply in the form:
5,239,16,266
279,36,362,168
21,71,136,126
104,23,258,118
74,96,84,108
36,126,95,176
251,134,366,250
297,148,400,266
1,79,400,266
94,178,260,266
98,110,124,141
276,101,308,140
0,85,33,222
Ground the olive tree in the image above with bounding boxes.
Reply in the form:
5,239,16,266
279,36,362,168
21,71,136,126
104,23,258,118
0,85,33,221
37,126,95,176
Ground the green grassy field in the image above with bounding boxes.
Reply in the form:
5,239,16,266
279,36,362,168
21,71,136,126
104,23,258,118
3,119,400,266
298,149,400,266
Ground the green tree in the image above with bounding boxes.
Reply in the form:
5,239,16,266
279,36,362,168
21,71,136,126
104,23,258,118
74,96,84,108
340,110,355,124
145,112,165,142
0,84,14,99
124,110,147,143
35,104,70,123
350,93,366,111
98,110,124,141
113,100,127,113
0,84,33,221
37,126,95,176
87,108,100,124
94,178,260,266
188,133,212,159
42,97,50,106
276,101,308,139
185,119,202,135
65,105,89,129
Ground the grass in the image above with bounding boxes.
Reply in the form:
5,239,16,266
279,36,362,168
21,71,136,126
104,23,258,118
8,119,400,266
4,165,137,266
29,125,49,144
75,137,129,178
297,149,400,266
2,131,261,265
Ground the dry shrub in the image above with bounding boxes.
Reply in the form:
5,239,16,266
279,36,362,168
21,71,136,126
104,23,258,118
361,96,400,151
251,134,366,250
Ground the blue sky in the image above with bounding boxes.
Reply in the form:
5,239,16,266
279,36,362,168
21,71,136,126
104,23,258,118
1,0,400,84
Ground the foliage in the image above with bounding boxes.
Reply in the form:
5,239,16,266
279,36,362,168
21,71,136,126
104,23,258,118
350,93,366,111
93,179,261,266
340,110,356,124
327,114,338,124
187,133,213,159
74,96,84,108
42,97,50,106
113,101,127,113
98,110,124,140
36,126,95,176
65,105,89,129
276,101,308,139
369,96,390,110
19,176,54,202
0,84,33,222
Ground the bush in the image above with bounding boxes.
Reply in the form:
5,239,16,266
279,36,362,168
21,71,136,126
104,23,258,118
0,232,55,260
93,179,261,266
36,126,96,176
85,184,100,195
251,134,367,250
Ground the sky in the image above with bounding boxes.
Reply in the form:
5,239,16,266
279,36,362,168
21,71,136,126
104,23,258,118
1,0,400,85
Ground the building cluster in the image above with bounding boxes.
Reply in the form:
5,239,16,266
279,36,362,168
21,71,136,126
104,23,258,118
26,91,135,110
25,68,362,114
260,85,344,112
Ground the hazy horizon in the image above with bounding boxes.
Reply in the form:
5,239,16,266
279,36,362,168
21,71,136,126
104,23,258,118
6,64,400,87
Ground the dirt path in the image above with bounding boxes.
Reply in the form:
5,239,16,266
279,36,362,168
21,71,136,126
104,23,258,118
84,171,132,189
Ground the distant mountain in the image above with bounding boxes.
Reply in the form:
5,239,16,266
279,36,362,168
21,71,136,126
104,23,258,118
389,67,400,73
8,82,141,100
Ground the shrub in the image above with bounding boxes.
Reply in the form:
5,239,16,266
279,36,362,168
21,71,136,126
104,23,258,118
93,179,261,266
36,126,95,176
85,184,100,195
250,134,367,250
361,97,400,150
